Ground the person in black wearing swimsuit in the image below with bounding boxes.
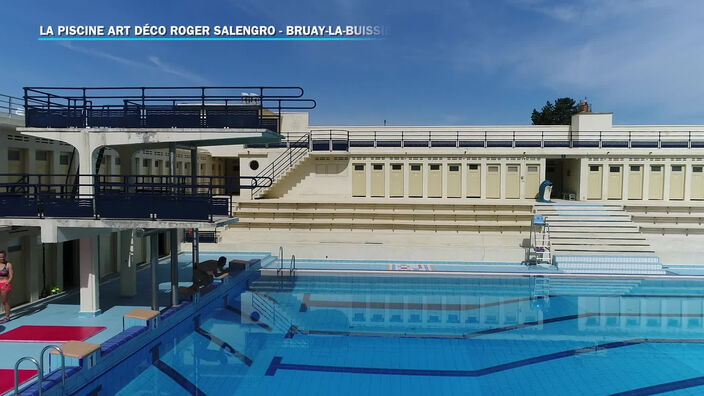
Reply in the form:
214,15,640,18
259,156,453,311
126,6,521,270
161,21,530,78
0,250,14,323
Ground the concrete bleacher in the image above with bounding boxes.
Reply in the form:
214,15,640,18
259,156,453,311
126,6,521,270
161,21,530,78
625,204,704,235
232,200,534,233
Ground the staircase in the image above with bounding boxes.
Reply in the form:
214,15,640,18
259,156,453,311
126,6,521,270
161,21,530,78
533,202,664,274
251,133,310,199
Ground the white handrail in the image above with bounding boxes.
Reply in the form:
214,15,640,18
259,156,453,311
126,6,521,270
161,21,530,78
289,254,296,275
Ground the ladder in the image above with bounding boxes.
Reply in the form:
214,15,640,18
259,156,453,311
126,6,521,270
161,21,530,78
13,345,66,395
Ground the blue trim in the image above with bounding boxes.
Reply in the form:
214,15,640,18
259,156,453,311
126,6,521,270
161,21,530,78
78,310,102,318
611,375,704,395
154,359,206,396
39,37,381,41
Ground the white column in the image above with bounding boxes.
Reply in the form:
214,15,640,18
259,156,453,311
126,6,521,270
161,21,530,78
77,147,95,196
119,230,137,297
79,236,101,316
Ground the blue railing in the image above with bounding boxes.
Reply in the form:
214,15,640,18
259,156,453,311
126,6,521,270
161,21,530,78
23,86,316,130
247,129,704,150
0,173,272,220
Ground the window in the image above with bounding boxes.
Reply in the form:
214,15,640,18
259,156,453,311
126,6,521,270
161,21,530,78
672,165,683,172
589,165,600,172
651,165,662,172
249,160,260,170
155,160,161,168
59,154,70,165
392,164,402,170
507,165,518,172
166,161,170,168
35,151,48,161
7,150,20,161
488,165,499,172
694,166,703,173
373,164,383,170
630,165,641,172
354,164,365,171
143,159,150,167
430,164,440,171
115,157,121,165
527,166,538,172
449,165,460,172
610,166,620,173
411,165,421,171
468,164,479,170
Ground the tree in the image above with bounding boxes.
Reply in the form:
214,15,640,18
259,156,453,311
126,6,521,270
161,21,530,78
531,97,579,125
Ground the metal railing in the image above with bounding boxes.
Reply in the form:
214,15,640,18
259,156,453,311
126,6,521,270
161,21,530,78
249,129,704,150
289,254,296,276
0,173,271,220
251,133,311,199
0,93,24,118
14,357,42,395
23,86,316,130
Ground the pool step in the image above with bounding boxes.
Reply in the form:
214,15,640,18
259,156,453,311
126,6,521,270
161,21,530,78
533,203,663,274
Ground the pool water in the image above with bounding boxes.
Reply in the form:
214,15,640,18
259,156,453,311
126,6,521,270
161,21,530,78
118,275,704,395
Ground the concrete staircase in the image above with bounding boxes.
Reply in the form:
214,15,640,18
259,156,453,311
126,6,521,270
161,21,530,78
533,202,664,274
255,153,311,199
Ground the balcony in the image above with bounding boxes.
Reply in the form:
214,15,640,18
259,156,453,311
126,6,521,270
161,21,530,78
23,86,316,131
0,174,271,221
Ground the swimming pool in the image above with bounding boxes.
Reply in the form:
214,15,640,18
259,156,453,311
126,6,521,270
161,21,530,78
115,274,704,395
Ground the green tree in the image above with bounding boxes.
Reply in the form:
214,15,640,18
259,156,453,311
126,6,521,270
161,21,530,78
531,97,579,125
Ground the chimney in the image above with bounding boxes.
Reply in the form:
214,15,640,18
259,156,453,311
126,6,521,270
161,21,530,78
579,100,591,113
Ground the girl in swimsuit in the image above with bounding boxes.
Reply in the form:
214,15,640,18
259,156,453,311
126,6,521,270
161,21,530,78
0,250,13,323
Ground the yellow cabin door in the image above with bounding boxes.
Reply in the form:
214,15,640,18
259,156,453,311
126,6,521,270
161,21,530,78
352,164,366,197
525,164,540,199
428,164,442,198
628,165,643,200
607,165,623,199
371,164,385,197
409,164,423,197
649,165,664,199
447,164,461,198
692,166,704,200
390,164,404,197
486,165,501,199
467,164,481,197
587,165,603,200
505,164,520,199
669,165,685,200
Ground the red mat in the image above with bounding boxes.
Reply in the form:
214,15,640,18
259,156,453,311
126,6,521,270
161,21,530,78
0,325,106,343
0,369,37,394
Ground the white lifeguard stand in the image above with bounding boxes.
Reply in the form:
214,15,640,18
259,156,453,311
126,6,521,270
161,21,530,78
529,214,553,265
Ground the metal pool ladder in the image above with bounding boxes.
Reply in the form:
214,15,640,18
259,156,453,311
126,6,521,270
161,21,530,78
13,345,66,396
277,246,296,276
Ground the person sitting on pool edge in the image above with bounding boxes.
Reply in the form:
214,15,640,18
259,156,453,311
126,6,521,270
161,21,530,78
177,256,228,296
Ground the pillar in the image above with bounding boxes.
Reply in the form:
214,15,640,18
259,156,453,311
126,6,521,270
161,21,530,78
77,147,95,196
170,229,179,306
150,232,159,311
191,147,198,194
192,229,199,282
79,236,101,316
55,242,64,291
119,230,137,297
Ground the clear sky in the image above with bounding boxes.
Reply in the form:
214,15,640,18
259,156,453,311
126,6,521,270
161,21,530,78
1,0,703,126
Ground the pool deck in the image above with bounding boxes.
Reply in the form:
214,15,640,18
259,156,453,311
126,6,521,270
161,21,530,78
0,250,272,394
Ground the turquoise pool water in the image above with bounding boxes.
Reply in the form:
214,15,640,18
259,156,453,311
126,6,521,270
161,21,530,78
117,275,704,395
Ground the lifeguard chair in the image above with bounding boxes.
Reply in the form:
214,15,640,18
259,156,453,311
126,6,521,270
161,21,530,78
529,214,553,265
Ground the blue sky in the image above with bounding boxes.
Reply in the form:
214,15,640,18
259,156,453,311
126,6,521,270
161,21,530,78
1,0,703,126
